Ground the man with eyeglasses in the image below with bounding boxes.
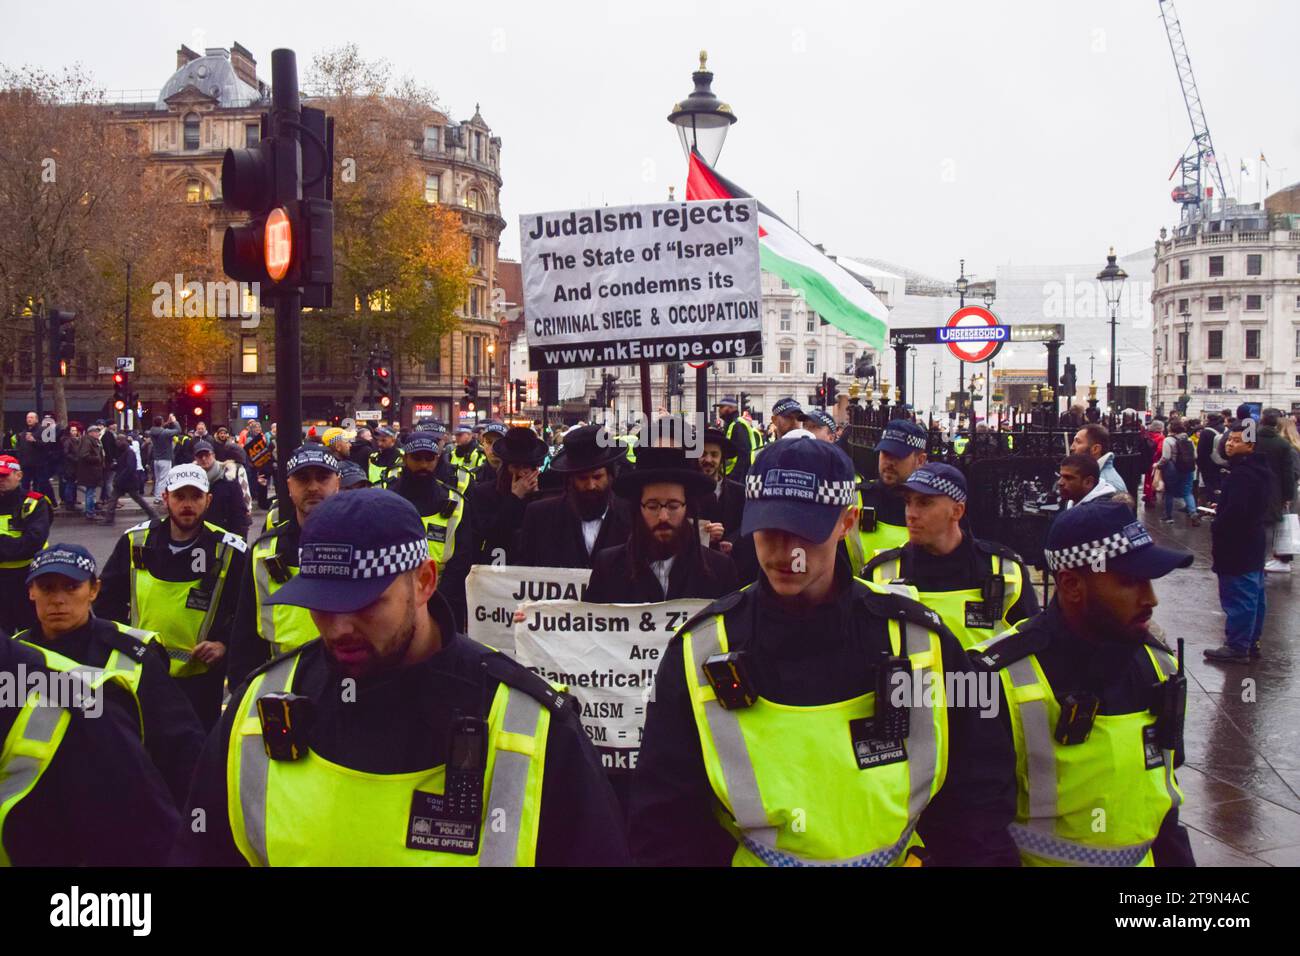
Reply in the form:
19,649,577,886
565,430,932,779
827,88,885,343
584,446,737,604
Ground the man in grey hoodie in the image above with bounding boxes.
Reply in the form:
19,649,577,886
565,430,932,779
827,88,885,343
147,413,181,499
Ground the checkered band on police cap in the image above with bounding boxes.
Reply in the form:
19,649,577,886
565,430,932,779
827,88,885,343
1044,520,1152,572
905,467,967,503
745,468,856,507
286,446,341,475
772,398,803,417
403,433,441,454
882,422,928,451
299,537,429,581
31,548,97,576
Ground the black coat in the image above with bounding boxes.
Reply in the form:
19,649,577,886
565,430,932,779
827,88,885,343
1212,452,1275,575
585,539,738,604
698,478,745,542
469,479,531,565
205,472,251,538
516,493,633,569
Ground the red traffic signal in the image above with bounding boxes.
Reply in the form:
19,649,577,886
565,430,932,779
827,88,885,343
113,372,125,385
376,366,390,379
190,382,206,397
379,395,392,408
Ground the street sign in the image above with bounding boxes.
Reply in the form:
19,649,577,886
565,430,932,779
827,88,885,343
354,409,383,420
941,306,1006,363
115,356,135,372
98,366,116,375
687,360,712,369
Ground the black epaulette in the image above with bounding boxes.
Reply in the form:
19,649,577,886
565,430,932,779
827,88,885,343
482,652,575,716
1142,632,1176,658
862,547,905,579
675,586,751,638
858,585,950,640
973,537,1025,566
95,623,151,664
967,617,1050,672
241,641,313,689
251,522,288,549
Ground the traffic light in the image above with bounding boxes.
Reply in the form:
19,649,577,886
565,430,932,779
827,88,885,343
221,107,334,303
48,309,75,377
666,362,684,396
375,363,392,409
112,370,128,413
825,377,839,403
738,390,750,413
814,383,826,405
462,376,478,412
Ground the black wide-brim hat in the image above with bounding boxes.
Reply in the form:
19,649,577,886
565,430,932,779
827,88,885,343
702,427,738,459
493,426,548,467
547,424,627,474
614,446,715,500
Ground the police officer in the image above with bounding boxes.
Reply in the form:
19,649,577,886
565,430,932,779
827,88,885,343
450,424,487,479
388,430,473,630
174,489,628,866
477,421,507,484
367,426,403,488
338,459,370,490
970,499,1196,866
716,396,762,481
228,446,342,690
768,397,804,442
1,636,179,865
863,464,1038,650
96,463,249,729
798,407,837,442
630,438,1018,866
845,419,930,572
0,454,52,635
14,544,204,804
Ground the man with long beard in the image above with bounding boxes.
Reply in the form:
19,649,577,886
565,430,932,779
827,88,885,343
585,446,737,604
174,489,628,867
515,425,631,569
696,428,744,552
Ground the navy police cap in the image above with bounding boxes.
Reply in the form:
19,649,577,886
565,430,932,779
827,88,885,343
26,544,98,585
741,436,857,543
877,420,928,458
901,463,967,504
1045,499,1192,578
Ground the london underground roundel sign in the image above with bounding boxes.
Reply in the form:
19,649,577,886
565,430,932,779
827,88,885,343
940,306,1006,363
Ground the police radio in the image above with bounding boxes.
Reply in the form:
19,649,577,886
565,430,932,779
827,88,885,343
1151,638,1187,755
1053,692,1099,745
859,506,877,533
873,649,911,741
444,714,488,822
257,693,315,760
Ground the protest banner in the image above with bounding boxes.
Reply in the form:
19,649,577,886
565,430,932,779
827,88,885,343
514,598,709,772
465,564,591,655
520,198,762,371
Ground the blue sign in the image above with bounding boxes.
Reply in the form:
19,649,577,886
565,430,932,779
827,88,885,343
936,325,1011,344
238,403,261,420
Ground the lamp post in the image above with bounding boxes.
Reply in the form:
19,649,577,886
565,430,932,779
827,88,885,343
1153,344,1162,416
669,51,737,421
1179,308,1191,412
1096,247,1128,414
955,260,969,419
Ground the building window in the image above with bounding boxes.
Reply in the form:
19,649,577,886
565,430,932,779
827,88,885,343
1164,302,1171,319
1296,328,1300,358
1207,295,1224,312
1245,294,1262,311
424,126,439,152
241,335,258,374
1177,331,1188,361
779,310,791,332
426,348,443,377
470,237,483,268
806,313,816,333
245,123,259,147
1245,329,1261,359
845,350,855,373
1206,374,1222,389
1295,374,1300,388
183,113,200,150
780,279,790,290
1246,254,1262,276
1208,255,1224,277
185,180,202,203
1178,259,1190,280
473,132,483,161
469,286,483,317
1294,295,1300,310
1207,329,1223,359
779,349,792,374
1177,298,1189,315
726,360,735,374
751,356,763,374
424,174,440,204
806,348,817,375
1245,374,1261,390
1176,374,1186,390
466,189,482,211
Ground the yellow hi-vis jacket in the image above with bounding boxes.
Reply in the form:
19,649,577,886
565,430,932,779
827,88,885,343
250,529,317,658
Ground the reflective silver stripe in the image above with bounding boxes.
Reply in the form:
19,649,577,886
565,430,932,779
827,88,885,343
689,617,773,837
163,647,192,664
17,699,63,744
441,495,464,567
127,529,143,625
252,547,278,645
0,705,68,815
1146,648,1184,812
1010,824,1152,867
1007,656,1059,830
900,619,938,827
479,689,543,867
237,656,295,866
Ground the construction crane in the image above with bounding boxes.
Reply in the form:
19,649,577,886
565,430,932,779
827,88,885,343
1158,0,1228,222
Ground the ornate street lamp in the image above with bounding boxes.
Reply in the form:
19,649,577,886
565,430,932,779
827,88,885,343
667,50,737,167
1096,247,1128,414
1179,308,1192,412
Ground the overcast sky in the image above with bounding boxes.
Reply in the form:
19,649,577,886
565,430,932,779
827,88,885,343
4,0,1297,280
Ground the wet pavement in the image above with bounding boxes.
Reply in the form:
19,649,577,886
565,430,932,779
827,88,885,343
42,497,1300,866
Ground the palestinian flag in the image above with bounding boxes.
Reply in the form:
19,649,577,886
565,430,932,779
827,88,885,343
686,148,889,349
